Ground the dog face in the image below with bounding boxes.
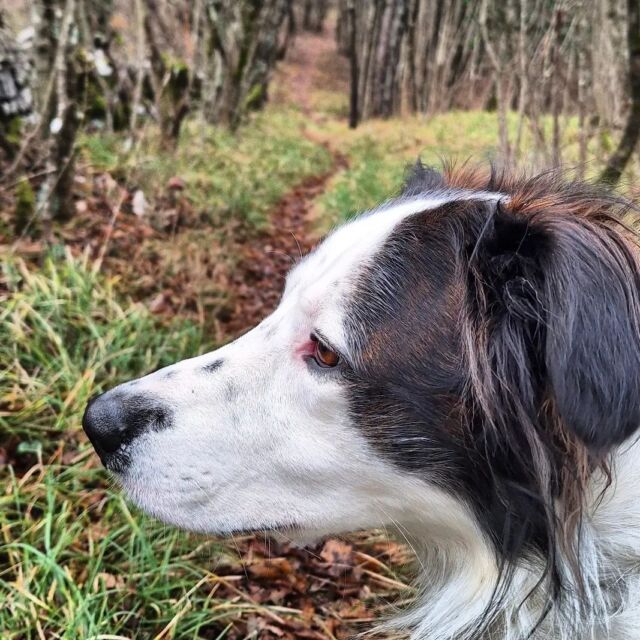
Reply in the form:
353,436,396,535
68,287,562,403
84,165,640,637
83,187,488,540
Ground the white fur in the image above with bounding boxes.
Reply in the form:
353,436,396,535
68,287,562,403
110,192,640,640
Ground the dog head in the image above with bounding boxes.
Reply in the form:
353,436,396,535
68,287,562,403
83,164,640,637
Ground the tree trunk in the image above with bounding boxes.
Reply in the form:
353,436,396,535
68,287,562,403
204,0,292,129
301,0,328,32
600,0,640,185
0,12,33,160
347,1,358,128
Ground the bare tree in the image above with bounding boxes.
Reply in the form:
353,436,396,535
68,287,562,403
199,0,292,130
0,11,33,161
338,0,633,178
600,0,640,185
299,0,329,32
33,0,82,223
339,0,482,122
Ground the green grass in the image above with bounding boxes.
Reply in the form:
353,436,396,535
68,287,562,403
1,461,241,639
313,110,637,227
81,107,332,228
313,111,505,227
0,252,287,639
0,251,202,452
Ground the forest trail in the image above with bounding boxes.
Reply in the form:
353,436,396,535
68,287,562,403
224,25,349,335
208,30,413,640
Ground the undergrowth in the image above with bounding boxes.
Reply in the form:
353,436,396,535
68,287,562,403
82,107,332,228
0,252,272,639
313,110,638,227
0,250,202,453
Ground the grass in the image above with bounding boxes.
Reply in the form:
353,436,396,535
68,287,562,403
81,107,332,228
313,111,508,228
0,252,286,639
0,250,202,452
312,110,640,228
73,106,334,325
1,460,240,639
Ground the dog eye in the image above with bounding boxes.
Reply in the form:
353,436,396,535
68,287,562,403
312,336,340,368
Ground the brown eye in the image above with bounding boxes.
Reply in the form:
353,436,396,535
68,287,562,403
313,338,340,368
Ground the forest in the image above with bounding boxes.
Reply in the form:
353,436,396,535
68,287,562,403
1,0,639,638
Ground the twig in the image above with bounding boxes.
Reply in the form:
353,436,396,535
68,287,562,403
92,188,127,275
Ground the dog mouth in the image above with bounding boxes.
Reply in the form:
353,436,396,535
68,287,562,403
113,475,305,537
220,522,303,537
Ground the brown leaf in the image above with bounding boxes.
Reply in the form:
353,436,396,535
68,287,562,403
92,572,125,591
167,176,186,190
320,539,353,566
337,601,372,620
148,292,168,314
247,557,295,580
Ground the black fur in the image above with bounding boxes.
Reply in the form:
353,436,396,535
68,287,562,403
202,359,224,374
346,168,640,636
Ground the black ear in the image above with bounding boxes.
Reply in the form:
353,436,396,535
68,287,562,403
474,206,640,452
542,217,640,451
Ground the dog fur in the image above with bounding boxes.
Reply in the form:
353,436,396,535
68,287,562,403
83,164,640,640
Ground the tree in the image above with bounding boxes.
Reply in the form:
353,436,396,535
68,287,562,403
600,0,640,185
201,0,292,130
300,0,329,32
0,11,33,160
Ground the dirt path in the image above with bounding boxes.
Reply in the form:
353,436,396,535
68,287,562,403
224,165,339,335
223,26,349,336
273,20,349,117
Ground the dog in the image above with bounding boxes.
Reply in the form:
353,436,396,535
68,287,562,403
83,164,640,640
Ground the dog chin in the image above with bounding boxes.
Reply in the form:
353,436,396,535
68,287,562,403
119,483,310,539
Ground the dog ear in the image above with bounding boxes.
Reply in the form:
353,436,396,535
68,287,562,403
472,204,640,452
542,216,640,451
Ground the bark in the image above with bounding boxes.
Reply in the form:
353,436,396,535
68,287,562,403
39,0,80,222
337,0,628,172
347,1,358,128
300,0,328,32
0,11,33,160
341,0,481,121
203,0,292,129
600,0,640,185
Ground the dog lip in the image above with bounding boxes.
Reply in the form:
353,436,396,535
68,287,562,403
97,448,130,473
211,522,303,537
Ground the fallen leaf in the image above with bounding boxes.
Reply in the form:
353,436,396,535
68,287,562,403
167,176,186,190
248,557,294,580
93,572,125,591
320,539,353,566
148,292,168,314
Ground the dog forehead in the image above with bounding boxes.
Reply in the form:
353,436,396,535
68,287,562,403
281,196,454,344
289,196,453,296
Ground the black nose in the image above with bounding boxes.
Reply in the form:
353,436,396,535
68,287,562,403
82,391,171,470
